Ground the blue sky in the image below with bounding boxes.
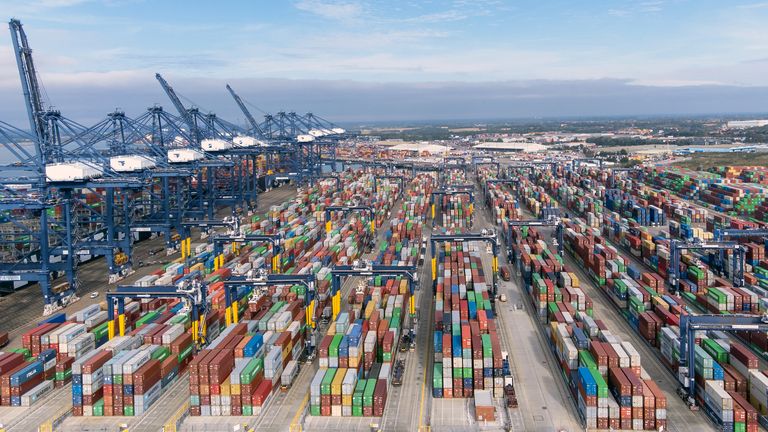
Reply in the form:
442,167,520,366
3,0,768,124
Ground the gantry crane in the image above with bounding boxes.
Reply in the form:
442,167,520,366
324,205,376,236
6,19,153,311
107,273,208,342
505,216,565,261
483,178,519,203
211,232,283,273
223,269,316,330
225,84,265,137
331,259,418,318
608,167,639,189
312,174,342,192
714,227,768,249
373,175,404,199
473,160,500,178
430,187,474,226
668,239,746,292
678,313,768,409
157,74,256,217
571,158,603,170
430,230,500,301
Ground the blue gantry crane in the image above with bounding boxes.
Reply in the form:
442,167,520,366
483,178,519,203
678,313,768,409
505,216,565,260
107,272,208,341
668,239,746,292
5,19,155,312
223,270,316,329
373,175,404,199
324,205,376,236
472,158,500,177
714,227,768,250
210,232,283,273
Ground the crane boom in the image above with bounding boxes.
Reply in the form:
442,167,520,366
155,73,199,143
9,19,47,163
225,84,263,134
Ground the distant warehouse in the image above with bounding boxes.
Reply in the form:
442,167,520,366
473,141,547,153
726,119,768,129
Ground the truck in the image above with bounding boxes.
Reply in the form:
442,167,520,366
280,360,299,390
500,265,511,281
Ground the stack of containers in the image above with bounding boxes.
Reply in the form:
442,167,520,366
189,300,306,416
521,162,768,431
507,211,666,429
2,302,135,408
73,312,196,417
308,173,432,417
431,242,504,399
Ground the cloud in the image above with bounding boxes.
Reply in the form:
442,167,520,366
737,1,768,9
5,0,93,15
607,1,665,17
294,0,363,21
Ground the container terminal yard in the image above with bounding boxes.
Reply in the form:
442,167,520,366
3,18,768,432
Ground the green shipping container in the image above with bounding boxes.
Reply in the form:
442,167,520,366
321,369,336,395
363,379,376,406
93,398,104,416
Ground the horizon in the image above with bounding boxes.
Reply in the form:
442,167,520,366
4,1,768,126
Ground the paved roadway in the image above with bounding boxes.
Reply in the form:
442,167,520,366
474,193,582,432
427,183,581,432
0,186,297,432
379,223,431,432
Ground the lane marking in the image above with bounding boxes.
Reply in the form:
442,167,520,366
290,393,309,428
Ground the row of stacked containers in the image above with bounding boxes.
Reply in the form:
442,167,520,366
505,194,669,430
431,168,506,410
309,173,434,417
0,170,403,417
431,242,504,399
520,163,768,431
435,169,472,229
583,165,768,223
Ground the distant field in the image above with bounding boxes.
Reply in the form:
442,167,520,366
672,152,768,170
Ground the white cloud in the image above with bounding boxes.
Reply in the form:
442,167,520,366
294,0,363,21
737,1,768,9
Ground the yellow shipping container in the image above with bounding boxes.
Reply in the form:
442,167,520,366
568,272,580,288
364,302,375,320
651,296,669,311
331,368,347,395
221,378,231,396
342,395,353,406
399,279,408,295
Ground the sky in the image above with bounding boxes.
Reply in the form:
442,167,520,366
3,0,768,126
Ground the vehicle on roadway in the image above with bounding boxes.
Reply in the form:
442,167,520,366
89,291,99,299
392,359,405,386
500,265,511,281
400,333,411,352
